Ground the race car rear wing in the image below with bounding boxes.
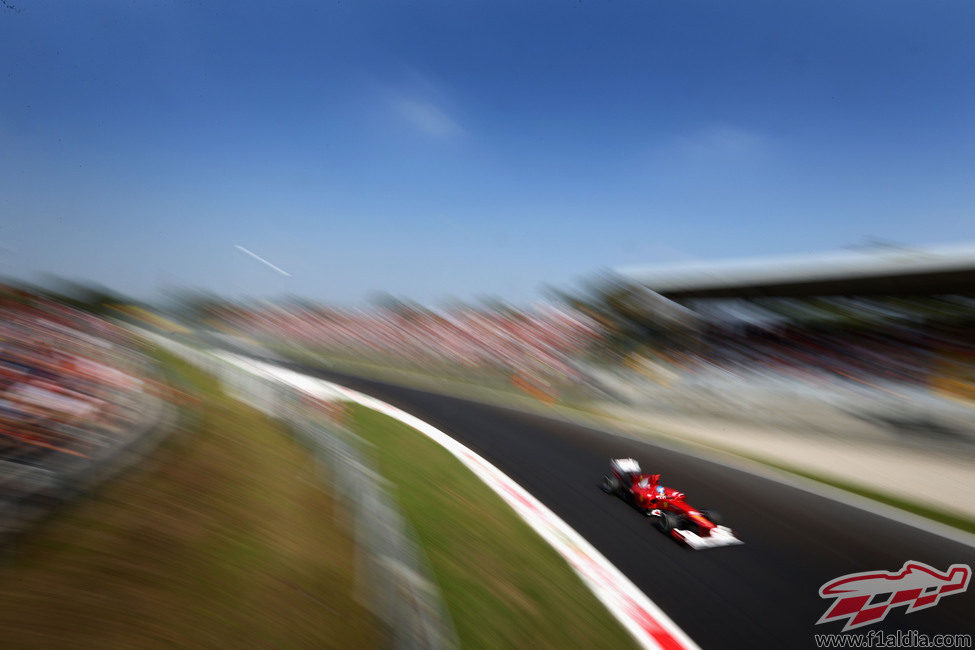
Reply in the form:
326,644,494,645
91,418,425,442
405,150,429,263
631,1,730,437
611,458,641,475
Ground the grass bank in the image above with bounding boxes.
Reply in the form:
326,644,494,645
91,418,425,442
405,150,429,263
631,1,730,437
347,404,638,650
0,349,380,649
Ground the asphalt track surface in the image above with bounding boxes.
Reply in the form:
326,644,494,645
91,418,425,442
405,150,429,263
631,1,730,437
241,349,975,648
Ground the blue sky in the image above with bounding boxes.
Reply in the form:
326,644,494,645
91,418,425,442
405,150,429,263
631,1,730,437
2,1,974,305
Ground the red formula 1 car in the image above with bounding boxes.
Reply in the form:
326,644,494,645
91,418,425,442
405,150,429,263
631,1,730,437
600,458,742,549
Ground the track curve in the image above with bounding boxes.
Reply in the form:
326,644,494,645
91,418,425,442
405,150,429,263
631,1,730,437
269,357,975,648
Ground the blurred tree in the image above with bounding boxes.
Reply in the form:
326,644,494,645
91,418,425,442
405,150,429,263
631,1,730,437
368,291,425,321
39,277,135,315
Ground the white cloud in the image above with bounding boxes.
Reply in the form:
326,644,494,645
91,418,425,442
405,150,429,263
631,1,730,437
672,125,769,159
392,97,464,139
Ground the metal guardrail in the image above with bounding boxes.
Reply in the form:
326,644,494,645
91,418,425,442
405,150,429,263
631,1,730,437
149,333,458,650
292,414,457,650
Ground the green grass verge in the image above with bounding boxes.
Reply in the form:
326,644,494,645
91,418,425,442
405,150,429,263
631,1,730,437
269,341,595,406
272,343,604,423
0,348,381,649
346,404,638,650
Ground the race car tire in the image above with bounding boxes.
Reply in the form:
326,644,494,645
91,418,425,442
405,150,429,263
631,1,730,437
600,475,620,494
700,509,723,525
654,511,678,533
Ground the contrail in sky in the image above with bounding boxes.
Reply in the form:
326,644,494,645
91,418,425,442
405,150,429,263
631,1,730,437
235,245,292,277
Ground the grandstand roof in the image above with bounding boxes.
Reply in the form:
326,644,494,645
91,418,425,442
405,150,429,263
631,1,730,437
615,242,975,299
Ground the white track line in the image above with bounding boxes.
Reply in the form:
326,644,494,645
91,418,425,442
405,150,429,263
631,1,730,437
218,352,700,650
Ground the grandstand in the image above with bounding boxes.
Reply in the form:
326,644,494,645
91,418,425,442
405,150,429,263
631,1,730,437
616,242,975,299
605,243,975,433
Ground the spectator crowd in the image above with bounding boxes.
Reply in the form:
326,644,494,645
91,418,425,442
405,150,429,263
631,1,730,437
0,288,152,488
217,302,605,383
212,295,975,406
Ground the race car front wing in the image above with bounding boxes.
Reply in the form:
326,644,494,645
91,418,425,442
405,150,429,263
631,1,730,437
671,525,743,550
